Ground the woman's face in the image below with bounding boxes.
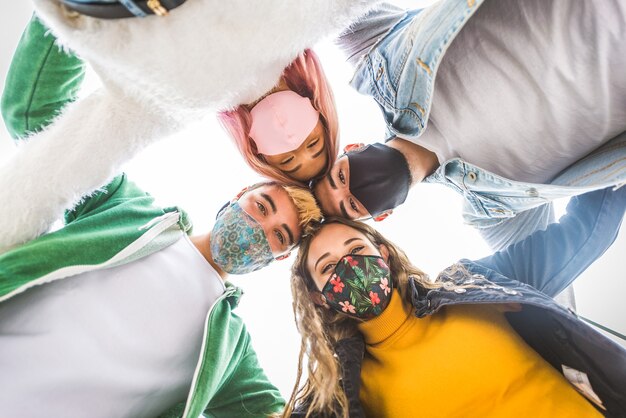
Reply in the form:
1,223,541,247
262,119,328,182
306,223,385,291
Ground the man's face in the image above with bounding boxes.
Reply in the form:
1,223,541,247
312,156,370,219
238,183,302,256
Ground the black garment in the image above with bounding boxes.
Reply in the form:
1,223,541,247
347,143,411,216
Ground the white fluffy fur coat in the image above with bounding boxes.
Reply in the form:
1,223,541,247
0,0,378,251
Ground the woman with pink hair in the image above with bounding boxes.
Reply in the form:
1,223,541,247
218,49,339,185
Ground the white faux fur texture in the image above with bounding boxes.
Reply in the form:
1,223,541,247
0,89,183,251
0,0,379,252
34,0,379,111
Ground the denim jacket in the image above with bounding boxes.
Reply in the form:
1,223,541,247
348,0,626,247
292,186,626,418
425,133,626,230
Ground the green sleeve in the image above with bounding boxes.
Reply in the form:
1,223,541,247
63,174,191,235
204,331,285,418
64,174,146,223
1,15,85,139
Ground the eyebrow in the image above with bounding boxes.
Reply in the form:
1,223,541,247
261,193,276,214
310,138,325,158
282,223,295,247
327,171,337,190
283,164,302,174
339,201,350,219
314,252,331,271
311,147,325,159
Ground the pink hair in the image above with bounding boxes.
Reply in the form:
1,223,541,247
217,49,339,185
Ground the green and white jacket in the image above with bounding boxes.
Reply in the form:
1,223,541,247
0,16,284,418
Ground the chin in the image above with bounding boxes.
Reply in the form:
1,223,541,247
0,0,380,252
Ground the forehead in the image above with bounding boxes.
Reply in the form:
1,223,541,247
310,118,325,137
239,184,291,214
243,183,284,200
309,223,370,256
247,183,279,195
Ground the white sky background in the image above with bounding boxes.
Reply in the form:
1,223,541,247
1,1,624,399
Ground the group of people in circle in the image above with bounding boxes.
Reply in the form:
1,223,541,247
1,0,625,417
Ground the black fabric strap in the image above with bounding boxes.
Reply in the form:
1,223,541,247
60,0,187,19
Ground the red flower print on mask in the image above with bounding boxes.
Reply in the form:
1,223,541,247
344,256,359,267
339,301,356,314
330,276,345,293
377,258,388,269
370,291,380,306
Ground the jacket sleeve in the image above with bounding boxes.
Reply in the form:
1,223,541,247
63,174,154,224
1,15,85,139
203,331,285,418
474,186,626,297
0,17,146,222
478,203,555,251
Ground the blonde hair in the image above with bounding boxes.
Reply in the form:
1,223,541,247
218,49,339,185
284,217,441,418
245,181,322,237
283,185,323,233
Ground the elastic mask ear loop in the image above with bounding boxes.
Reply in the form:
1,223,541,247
217,186,249,220
373,210,393,222
215,201,230,220
275,252,291,261
343,143,366,154
234,186,249,201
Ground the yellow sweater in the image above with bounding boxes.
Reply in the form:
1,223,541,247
357,291,601,417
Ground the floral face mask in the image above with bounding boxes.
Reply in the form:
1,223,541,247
210,202,274,275
320,254,393,320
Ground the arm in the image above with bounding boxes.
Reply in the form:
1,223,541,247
478,204,555,251
474,186,625,297
1,15,85,139
478,203,579,308
1,18,147,227
203,332,285,418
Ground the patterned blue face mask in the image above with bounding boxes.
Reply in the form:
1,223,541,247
210,202,275,275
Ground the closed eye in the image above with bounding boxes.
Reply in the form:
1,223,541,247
280,156,295,165
307,138,320,148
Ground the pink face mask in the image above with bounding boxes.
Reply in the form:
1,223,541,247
249,90,320,156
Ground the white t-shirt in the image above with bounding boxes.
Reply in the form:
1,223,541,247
0,235,225,418
415,0,626,183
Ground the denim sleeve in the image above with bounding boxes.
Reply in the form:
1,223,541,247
474,186,626,297
479,203,555,251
